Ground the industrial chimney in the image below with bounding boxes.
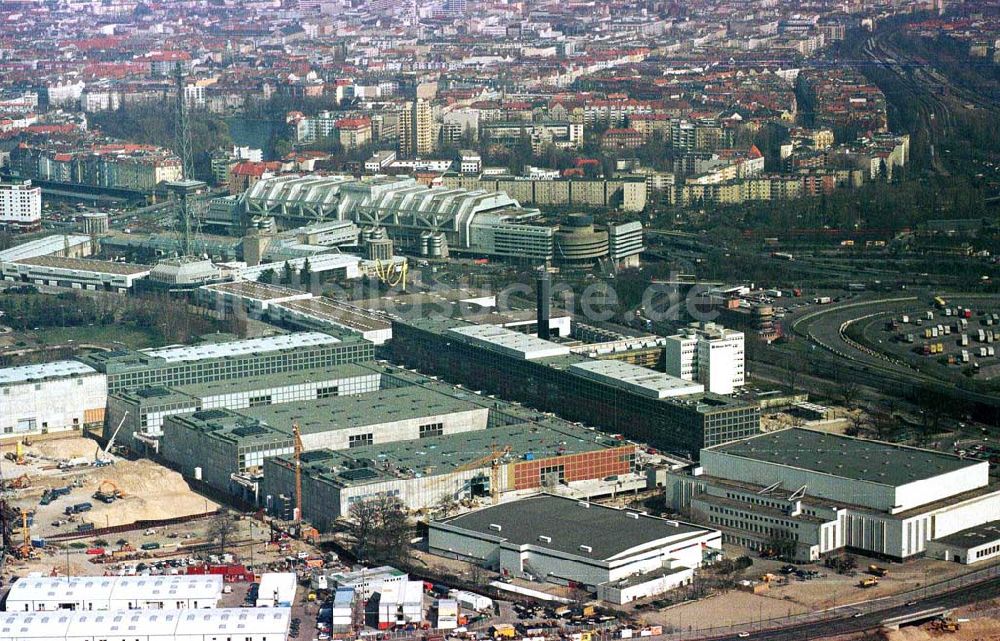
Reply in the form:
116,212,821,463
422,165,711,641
537,267,551,340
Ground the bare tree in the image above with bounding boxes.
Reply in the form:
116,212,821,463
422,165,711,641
838,381,861,409
207,510,239,554
346,495,410,562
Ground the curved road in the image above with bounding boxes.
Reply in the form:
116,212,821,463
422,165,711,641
789,294,1000,415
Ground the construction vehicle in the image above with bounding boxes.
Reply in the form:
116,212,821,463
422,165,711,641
451,446,511,505
858,577,879,588
3,474,30,490
930,616,960,632
272,424,319,544
868,564,889,577
4,440,27,465
93,480,124,504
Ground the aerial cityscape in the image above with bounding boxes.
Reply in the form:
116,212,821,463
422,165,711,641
0,0,998,639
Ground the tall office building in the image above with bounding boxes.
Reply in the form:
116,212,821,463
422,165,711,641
399,99,435,158
664,322,745,395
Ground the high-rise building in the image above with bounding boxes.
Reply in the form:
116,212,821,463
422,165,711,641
0,179,42,231
399,100,435,158
664,322,745,395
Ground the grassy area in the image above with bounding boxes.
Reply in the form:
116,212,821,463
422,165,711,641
27,325,160,349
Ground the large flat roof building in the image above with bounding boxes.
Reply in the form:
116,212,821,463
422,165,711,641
107,363,383,453
161,362,639,518
262,421,635,530
80,331,374,395
430,494,720,604
390,318,759,458
666,428,1000,562
1,256,151,292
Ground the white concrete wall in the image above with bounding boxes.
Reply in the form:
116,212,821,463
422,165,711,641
597,568,693,604
300,408,490,451
894,462,989,513
700,449,898,512
1,373,107,436
930,490,1000,540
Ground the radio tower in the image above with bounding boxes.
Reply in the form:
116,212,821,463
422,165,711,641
173,62,195,257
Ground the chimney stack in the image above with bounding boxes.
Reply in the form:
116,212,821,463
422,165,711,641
537,267,551,340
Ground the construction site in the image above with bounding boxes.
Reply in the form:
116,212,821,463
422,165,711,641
0,433,222,571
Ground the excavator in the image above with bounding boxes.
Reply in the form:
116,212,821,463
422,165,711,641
93,480,124,504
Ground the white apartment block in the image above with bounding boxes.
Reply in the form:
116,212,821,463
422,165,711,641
81,90,121,112
0,179,42,229
664,322,744,395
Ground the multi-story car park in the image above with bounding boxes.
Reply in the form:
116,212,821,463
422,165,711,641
79,331,373,395
0,361,107,438
106,363,383,452
389,319,761,459
261,421,635,530
0,608,290,641
5,575,224,612
429,494,721,604
665,428,1000,562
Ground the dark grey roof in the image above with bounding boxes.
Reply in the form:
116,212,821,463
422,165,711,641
439,494,709,561
710,428,978,487
932,520,1000,550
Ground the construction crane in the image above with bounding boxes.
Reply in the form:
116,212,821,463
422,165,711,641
451,445,511,505
102,411,129,459
292,423,303,523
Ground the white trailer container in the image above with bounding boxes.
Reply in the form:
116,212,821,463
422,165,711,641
449,590,493,612
436,598,459,630
256,572,297,608
378,580,423,629
332,587,355,630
